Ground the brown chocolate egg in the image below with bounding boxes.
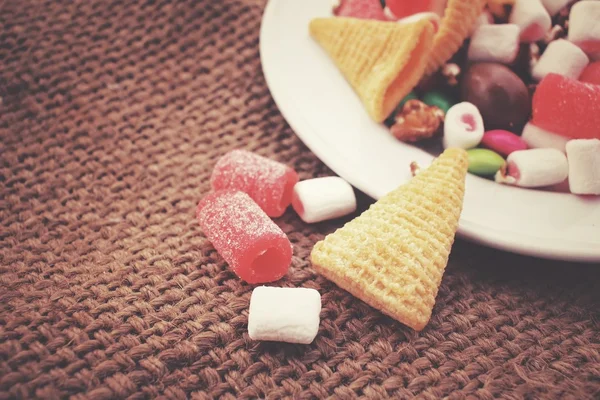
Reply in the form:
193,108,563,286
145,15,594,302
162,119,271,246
460,63,531,133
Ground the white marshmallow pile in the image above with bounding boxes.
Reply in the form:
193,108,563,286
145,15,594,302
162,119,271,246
468,24,521,64
521,123,569,153
292,177,357,224
566,139,600,195
509,0,551,43
248,286,321,344
495,148,568,188
532,39,589,81
568,1,600,60
443,102,484,149
540,0,572,16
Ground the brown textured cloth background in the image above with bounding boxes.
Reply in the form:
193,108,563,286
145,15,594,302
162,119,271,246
1,1,599,399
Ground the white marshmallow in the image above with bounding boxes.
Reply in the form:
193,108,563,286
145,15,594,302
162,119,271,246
495,148,569,187
468,24,521,64
566,139,600,195
248,287,321,344
509,0,552,42
541,0,573,16
471,10,494,34
532,39,589,80
568,1,600,59
397,12,441,33
521,122,569,153
443,102,484,150
292,177,356,224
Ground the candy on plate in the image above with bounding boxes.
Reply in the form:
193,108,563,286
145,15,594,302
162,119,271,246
333,0,387,21
248,286,321,344
211,149,298,217
567,1,600,59
196,190,293,284
468,24,521,65
509,0,552,43
579,61,600,85
309,17,434,122
521,122,569,153
495,148,568,188
443,102,484,150
531,39,589,81
565,139,600,195
481,130,528,157
311,148,468,331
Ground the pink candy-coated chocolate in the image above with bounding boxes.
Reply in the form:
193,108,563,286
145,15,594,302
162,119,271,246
481,130,528,156
197,190,293,284
334,0,387,21
532,73,600,140
211,150,299,217
580,61,600,85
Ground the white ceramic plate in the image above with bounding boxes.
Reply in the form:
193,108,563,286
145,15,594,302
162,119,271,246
259,0,600,262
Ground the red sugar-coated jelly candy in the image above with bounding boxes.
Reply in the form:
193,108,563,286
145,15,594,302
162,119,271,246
334,0,387,21
210,150,299,218
197,190,293,284
579,62,600,86
385,0,434,19
532,73,600,140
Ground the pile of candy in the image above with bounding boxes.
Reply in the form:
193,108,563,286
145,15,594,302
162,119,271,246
198,148,469,342
325,0,600,195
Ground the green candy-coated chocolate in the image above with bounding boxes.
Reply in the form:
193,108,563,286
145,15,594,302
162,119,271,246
467,149,505,176
422,91,454,114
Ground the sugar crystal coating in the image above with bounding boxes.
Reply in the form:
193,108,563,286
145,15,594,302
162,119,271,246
197,190,293,284
210,150,299,217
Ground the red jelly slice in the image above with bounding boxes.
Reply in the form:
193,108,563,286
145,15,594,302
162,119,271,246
334,0,387,21
210,150,299,218
579,61,600,86
386,0,433,19
197,190,293,284
532,73,600,140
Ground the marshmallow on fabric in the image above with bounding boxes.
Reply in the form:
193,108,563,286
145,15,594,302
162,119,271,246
495,148,568,187
566,139,600,195
540,0,572,16
509,0,551,42
521,122,569,152
248,287,321,344
468,24,520,64
443,102,485,149
568,1,600,59
532,39,589,81
292,177,357,224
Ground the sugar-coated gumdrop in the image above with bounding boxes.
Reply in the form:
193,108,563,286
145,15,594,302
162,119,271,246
211,150,299,217
579,62,600,86
532,73,600,140
196,190,293,284
333,0,387,21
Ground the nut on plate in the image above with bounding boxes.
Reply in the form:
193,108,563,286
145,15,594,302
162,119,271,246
390,99,445,142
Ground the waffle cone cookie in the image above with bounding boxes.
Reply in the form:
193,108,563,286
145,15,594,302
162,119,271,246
425,0,487,76
310,148,468,331
309,17,434,123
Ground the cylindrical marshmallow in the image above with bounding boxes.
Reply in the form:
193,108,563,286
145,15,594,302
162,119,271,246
197,190,293,284
443,102,485,149
565,139,600,195
495,148,568,187
540,0,572,16
468,24,521,64
568,1,600,58
532,39,589,81
248,286,321,344
292,177,357,224
471,10,494,34
509,0,552,43
210,150,299,217
521,122,569,153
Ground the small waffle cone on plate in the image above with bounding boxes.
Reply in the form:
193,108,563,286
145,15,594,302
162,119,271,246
309,17,434,123
310,148,468,331
425,0,487,76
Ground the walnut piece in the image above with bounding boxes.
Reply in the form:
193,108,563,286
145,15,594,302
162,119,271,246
390,100,445,143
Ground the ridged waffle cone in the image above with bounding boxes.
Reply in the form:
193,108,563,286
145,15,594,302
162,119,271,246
425,0,487,76
309,17,434,123
310,148,468,331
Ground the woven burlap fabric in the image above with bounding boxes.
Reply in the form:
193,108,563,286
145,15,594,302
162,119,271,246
0,0,599,399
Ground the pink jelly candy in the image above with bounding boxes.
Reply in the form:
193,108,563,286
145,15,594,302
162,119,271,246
481,130,528,157
211,150,299,218
197,190,293,284
579,61,600,86
333,0,387,21
532,73,600,140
